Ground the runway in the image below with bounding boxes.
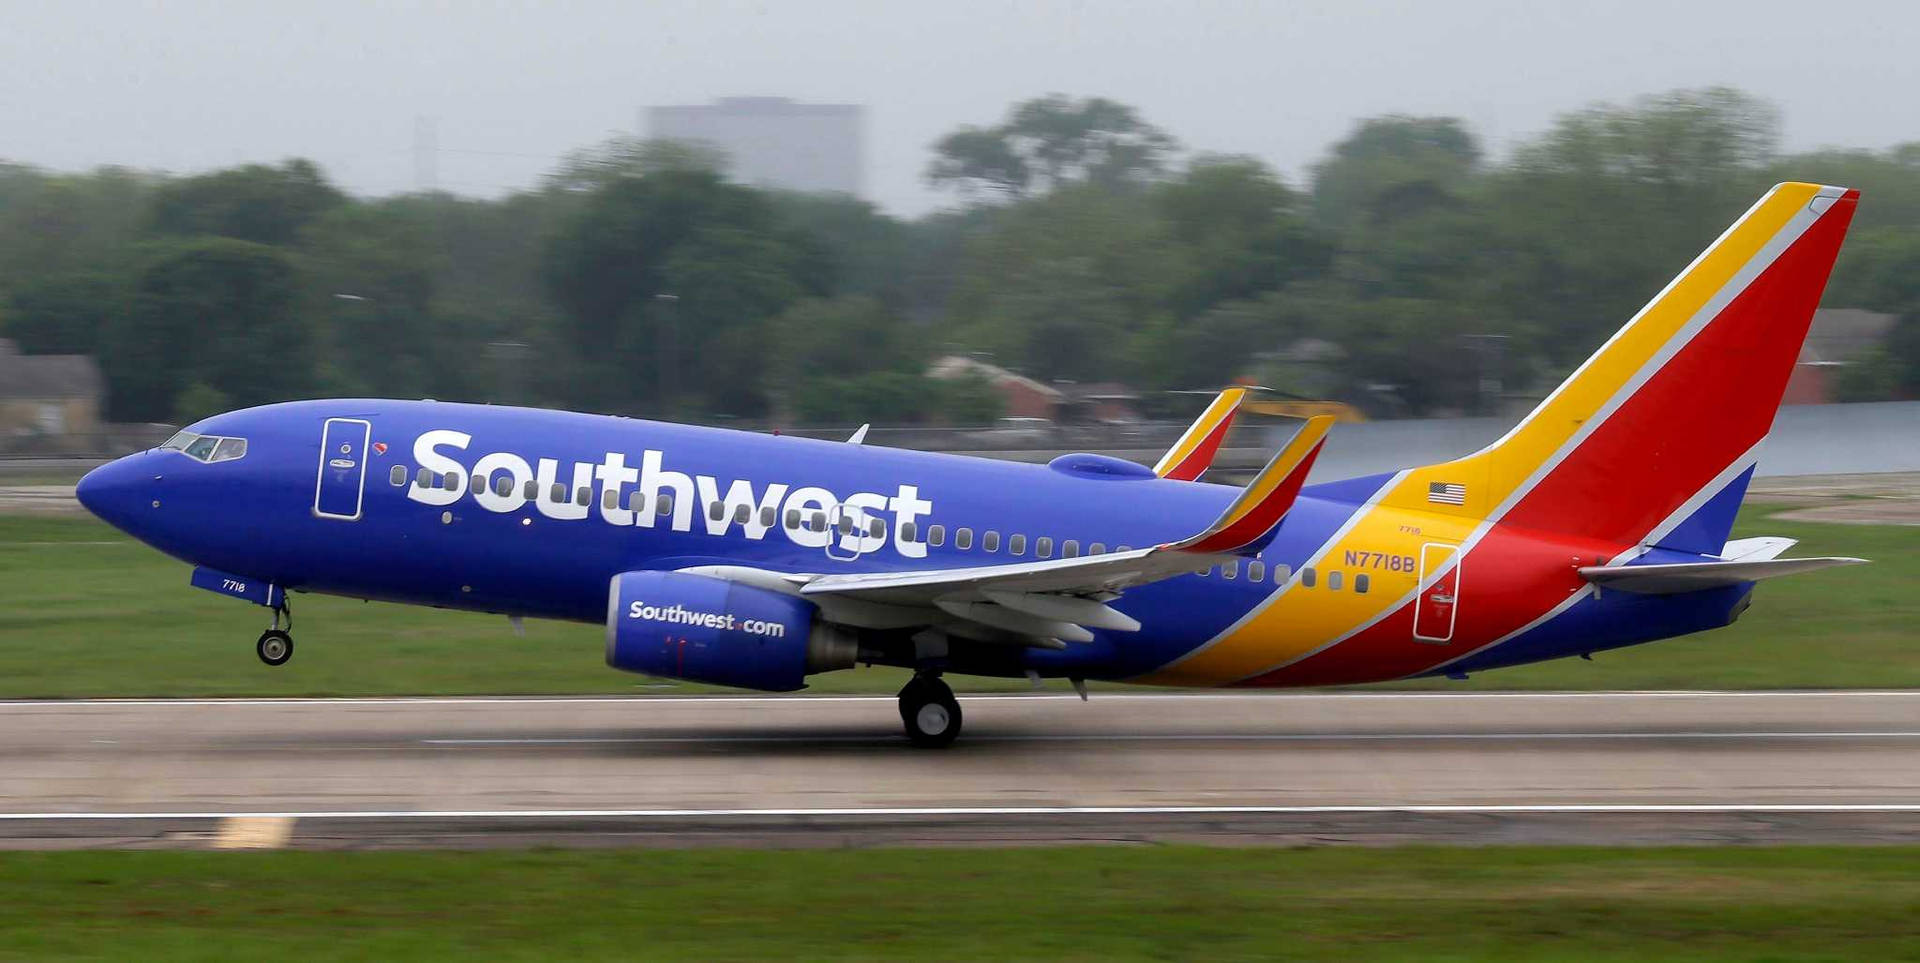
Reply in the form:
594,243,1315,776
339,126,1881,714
3,690,1918,849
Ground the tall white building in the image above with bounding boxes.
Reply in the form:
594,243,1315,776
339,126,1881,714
645,97,864,197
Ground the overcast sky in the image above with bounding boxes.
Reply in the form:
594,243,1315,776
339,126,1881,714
3,0,1915,215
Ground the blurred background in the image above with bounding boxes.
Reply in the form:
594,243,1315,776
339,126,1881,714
2,0,1918,464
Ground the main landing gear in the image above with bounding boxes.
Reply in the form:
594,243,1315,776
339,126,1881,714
898,674,962,748
256,603,294,666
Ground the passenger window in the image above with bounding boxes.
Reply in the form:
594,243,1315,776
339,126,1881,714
498,476,516,498
956,528,974,550
1274,564,1293,583
657,494,673,516
1008,533,1026,556
982,531,1000,553
709,501,724,522
628,491,647,514
868,518,884,538
1301,567,1317,588
1116,545,1133,554
734,504,751,524
442,472,462,493
1089,543,1106,556
390,465,408,486
901,521,918,543
1328,571,1344,592
809,511,826,533
1248,561,1266,583
1036,537,1054,559
417,467,433,488
525,480,540,501
550,483,567,502
837,515,854,535
575,487,591,507
785,508,801,529
760,506,776,527
1354,573,1370,594
928,524,946,547
603,488,618,511
1223,561,1238,580
1063,540,1080,558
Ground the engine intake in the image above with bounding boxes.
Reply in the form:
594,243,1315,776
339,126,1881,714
605,571,855,691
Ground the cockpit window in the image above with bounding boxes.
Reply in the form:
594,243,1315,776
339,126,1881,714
161,430,248,464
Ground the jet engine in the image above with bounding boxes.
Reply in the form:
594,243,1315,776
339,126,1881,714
605,570,856,691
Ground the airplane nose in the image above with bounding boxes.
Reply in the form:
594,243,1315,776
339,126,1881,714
75,455,152,533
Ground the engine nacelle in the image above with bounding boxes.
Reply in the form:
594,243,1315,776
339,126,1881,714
605,571,856,691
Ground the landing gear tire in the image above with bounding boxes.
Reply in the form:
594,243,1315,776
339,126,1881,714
256,629,293,666
899,676,962,748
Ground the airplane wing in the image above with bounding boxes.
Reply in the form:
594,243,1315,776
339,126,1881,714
1152,387,1247,481
785,415,1334,645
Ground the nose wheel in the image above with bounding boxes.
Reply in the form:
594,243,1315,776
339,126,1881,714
256,603,294,666
898,674,962,748
256,629,293,666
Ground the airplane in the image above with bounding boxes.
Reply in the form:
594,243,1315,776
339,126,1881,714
76,182,1867,747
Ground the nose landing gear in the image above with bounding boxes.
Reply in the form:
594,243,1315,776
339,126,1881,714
256,603,294,666
898,674,962,748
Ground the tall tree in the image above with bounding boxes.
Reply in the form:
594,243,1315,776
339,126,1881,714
542,168,821,415
101,238,311,421
928,95,1177,199
2,273,124,356
148,159,345,246
1156,155,1331,313
1311,116,1480,233
296,204,443,399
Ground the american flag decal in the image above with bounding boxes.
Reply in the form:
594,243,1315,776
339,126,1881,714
1427,482,1466,505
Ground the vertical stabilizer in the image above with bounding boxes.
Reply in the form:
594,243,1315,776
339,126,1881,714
1388,182,1857,551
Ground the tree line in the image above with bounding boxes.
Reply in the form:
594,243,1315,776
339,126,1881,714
3,87,1917,428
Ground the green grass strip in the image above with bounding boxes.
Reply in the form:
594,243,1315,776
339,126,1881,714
0,846,1915,961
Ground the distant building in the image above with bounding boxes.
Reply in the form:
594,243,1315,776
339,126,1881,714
0,339,104,452
646,97,864,196
1784,308,1897,404
927,355,1062,420
1054,382,1141,424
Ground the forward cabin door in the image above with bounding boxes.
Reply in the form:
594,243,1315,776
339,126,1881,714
313,417,372,521
1412,541,1461,644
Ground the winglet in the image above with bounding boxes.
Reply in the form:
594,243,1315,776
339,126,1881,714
1153,387,1247,481
1171,415,1332,555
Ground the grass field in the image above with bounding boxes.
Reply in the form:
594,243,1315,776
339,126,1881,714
0,846,1915,960
1,510,1914,698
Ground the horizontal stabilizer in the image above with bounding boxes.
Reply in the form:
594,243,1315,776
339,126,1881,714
1579,556,1867,595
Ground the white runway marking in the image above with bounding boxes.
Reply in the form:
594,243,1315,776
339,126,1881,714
2,804,1918,820
419,730,1920,746
0,690,1916,710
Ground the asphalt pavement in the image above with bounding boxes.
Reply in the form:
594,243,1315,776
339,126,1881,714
2,690,1917,849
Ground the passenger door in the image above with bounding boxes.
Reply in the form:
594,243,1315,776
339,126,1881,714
314,417,372,521
1412,541,1461,644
